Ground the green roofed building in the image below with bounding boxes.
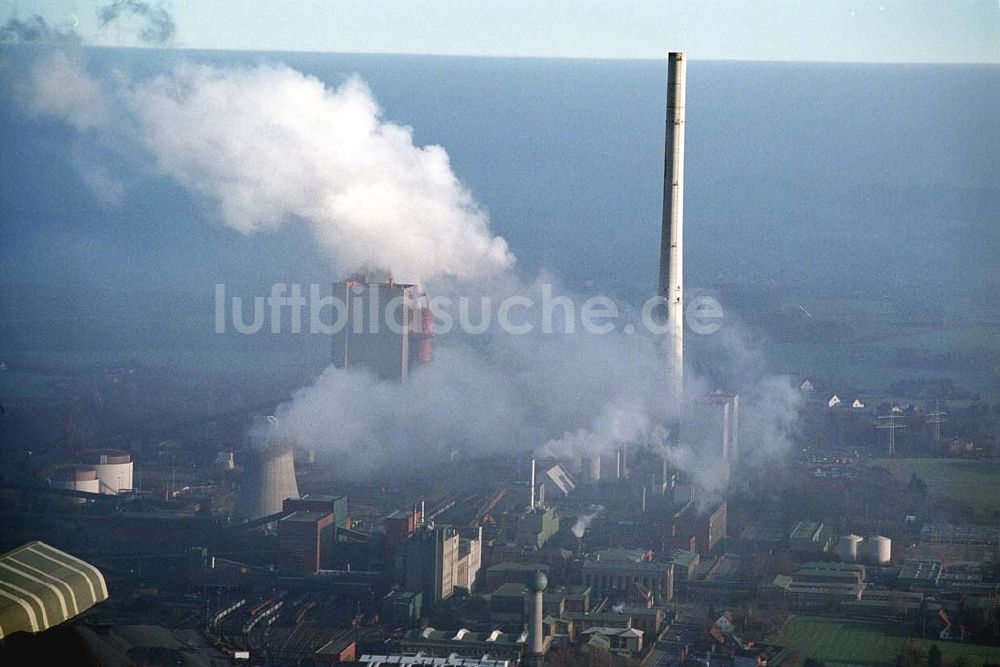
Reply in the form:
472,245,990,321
0,541,108,639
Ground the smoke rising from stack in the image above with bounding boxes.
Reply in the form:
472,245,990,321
571,505,604,539
16,44,803,500
24,55,513,283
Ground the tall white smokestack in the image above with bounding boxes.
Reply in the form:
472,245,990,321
529,458,537,510
661,455,670,495
659,52,686,400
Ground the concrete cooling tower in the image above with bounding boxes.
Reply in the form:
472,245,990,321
233,416,300,522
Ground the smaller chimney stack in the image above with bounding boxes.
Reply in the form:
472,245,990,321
529,458,537,510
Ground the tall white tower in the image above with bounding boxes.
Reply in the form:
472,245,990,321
525,570,548,666
658,52,686,400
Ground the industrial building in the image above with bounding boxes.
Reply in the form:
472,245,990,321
665,549,700,581
510,506,560,551
536,462,576,501
581,626,644,656
278,510,335,573
360,656,511,667
789,520,835,555
385,504,424,558
403,524,482,606
483,562,552,591
667,499,727,555
331,271,434,381
488,581,591,624
284,494,350,529
581,548,674,602
397,627,525,663
768,561,867,610
383,588,422,626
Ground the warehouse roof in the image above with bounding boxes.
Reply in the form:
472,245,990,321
0,541,108,639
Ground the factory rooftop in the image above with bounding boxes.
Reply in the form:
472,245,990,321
281,510,331,523
921,523,1000,546
401,627,526,648
591,548,651,563
360,657,511,667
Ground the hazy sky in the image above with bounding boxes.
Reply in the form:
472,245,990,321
5,0,999,63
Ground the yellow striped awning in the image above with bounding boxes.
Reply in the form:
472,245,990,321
0,541,108,639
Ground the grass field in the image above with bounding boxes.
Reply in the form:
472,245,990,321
769,615,1000,666
872,458,1000,515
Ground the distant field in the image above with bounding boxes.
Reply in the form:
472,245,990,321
872,458,1000,514
769,615,1000,667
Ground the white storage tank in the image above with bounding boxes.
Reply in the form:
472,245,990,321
51,465,100,497
80,449,133,495
838,534,864,562
869,535,891,565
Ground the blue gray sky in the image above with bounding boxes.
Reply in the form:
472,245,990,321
4,0,999,63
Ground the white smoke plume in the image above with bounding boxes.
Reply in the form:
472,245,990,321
26,57,514,282
97,0,176,45
276,284,680,476
571,505,604,539
28,51,108,130
17,48,802,498
0,15,80,44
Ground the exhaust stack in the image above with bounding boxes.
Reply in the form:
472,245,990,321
659,52,686,400
529,458,537,510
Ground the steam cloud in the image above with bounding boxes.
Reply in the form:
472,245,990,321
97,0,175,45
0,15,79,44
25,55,513,282
15,43,802,499
571,505,604,539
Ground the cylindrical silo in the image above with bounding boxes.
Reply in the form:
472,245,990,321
79,449,133,495
869,535,891,565
838,534,864,562
51,465,100,498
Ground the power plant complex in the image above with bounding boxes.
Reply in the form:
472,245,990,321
4,51,991,667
